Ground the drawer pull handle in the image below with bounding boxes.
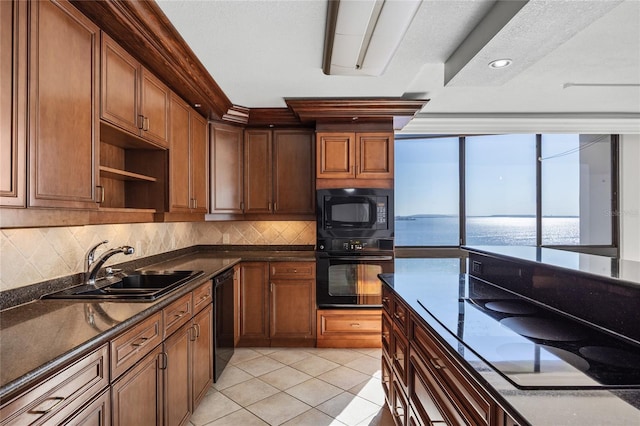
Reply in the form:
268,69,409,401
173,310,187,319
394,313,401,319
430,358,446,370
132,337,149,347
198,295,209,302
350,323,361,327
158,352,168,370
29,396,65,414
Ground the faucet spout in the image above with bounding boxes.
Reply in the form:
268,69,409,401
85,245,135,286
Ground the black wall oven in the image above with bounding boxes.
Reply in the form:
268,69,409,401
316,188,394,308
316,250,394,308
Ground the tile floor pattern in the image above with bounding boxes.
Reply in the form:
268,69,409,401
188,347,395,426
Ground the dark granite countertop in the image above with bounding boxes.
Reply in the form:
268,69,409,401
0,246,315,401
380,266,640,425
464,245,640,287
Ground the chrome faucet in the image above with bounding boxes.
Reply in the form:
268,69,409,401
85,241,135,285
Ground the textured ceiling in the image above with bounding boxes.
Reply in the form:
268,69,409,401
156,0,640,133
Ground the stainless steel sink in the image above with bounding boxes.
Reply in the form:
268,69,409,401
42,270,205,301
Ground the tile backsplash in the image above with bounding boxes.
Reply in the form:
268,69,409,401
0,221,315,291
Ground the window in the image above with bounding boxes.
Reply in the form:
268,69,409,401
465,134,537,246
394,137,459,246
394,134,617,252
541,134,613,245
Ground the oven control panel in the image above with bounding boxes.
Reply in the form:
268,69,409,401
317,238,394,253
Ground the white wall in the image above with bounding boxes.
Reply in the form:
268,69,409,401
620,134,640,261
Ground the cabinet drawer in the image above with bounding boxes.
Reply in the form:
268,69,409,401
1,345,109,426
193,281,212,313
317,309,381,348
270,262,315,279
392,324,409,391
412,318,493,426
382,285,393,315
392,297,409,336
163,292,193,337
111,312,162,380
409,348,460,425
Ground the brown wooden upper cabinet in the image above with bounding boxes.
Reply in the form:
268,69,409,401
244,129,315,215
209,123,244,214
101,32,170,148
0,0,27,207
316,132,394,180
28,0,100,209
209,125,314,216
168,93,208,213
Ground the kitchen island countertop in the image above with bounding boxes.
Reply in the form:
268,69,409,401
382,258,640,425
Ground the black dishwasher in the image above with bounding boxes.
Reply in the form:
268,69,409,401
213,268,235,381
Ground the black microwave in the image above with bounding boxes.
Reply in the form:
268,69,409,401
317,188,393,239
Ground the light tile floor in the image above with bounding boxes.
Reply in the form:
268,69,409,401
188,347,395,426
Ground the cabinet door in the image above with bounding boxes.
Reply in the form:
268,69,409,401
0,0,26,207
140,67,170,147
190,112,209,212
270,278,316,339
192,304,214,410
164,323,192,426
316,132,355,178
28,0,99,209
244,130,272,213
356,132,393,179
238,262,270,344
273,130,314,214
61,389,110,426
112,346,163,426
100,32,140,136
169,93,192,212
210,123,244,214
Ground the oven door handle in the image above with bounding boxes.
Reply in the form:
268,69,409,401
326,256,394,261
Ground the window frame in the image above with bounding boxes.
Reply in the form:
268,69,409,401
394,134,619,258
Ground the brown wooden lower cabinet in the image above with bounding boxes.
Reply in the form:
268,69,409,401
164,322,192,426
112,345,164,426
238,261,316,347
1,280,216,426
0,345,109,426
382,285,521,426
316,309,382,348
61,389,110,426
391,371,409,426
112,280,214,425
191,304,214,410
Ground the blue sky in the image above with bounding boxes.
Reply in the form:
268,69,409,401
395,134,581,217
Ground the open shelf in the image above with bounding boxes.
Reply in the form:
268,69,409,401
100,166,157,182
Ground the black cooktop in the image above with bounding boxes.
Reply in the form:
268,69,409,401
417,278,640,390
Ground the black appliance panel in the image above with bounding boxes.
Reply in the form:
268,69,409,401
317,252,394,308
213,268,234,382
317,188,393,240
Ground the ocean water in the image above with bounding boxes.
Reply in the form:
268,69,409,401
395,216,579,246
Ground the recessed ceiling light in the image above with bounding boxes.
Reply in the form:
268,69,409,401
488,59,512,69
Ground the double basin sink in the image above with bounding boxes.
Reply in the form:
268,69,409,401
43,270,205,301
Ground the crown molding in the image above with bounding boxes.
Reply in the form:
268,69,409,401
70,0,232,120
285,98,428,123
